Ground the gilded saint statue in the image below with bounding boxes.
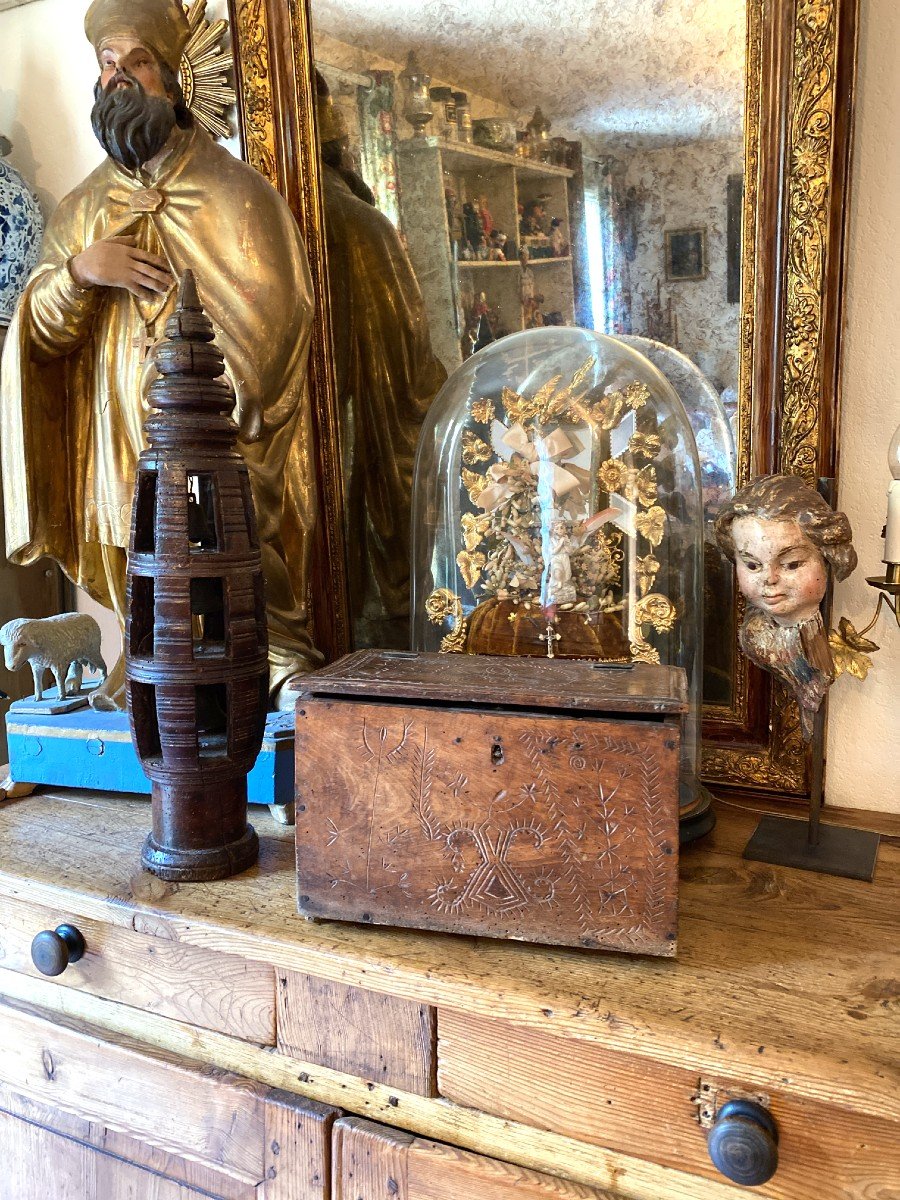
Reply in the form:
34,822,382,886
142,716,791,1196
316,76,446,648
0,0,319,710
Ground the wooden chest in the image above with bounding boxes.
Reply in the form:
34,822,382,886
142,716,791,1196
294,651,686,956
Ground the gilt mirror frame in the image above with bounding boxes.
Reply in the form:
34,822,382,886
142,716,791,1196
226,0,859,800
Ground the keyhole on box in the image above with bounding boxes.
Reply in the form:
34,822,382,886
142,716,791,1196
491,742,504,766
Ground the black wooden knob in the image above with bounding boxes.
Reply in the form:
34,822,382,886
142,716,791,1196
707,1099,779,1186
30,925,86,977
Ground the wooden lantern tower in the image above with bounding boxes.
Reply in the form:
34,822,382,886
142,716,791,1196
126,270,268,881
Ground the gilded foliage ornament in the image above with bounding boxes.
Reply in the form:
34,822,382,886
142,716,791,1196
635,593,677,634
456,550,487,589
630,593,678,666
461,430,493,466
461,468,488,504
622,465,658,508
624,381,651,411
829,617,880,680
629,640,660,665
582,391,624,432
635,506,667,548
502,386,541,426
629,431,662,460
470,398,495,425
425,589,467,653
460,512,489,552
636,554,660,597
232,0,277,182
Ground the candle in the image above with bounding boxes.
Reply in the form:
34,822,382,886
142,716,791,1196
886,422,900,566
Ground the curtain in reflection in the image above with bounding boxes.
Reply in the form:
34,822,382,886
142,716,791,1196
355,73,402,229
585,156,633,336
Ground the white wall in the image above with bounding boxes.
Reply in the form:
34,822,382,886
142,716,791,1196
826,0,900,811
1,0,898,809
0,0,103,214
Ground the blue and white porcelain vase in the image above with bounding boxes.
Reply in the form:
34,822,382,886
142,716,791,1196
0,138,44,327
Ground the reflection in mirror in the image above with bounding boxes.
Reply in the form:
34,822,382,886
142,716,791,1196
311,0,745,705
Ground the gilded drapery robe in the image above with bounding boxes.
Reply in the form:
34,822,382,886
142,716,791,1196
0,126,320,693
323,166,446,647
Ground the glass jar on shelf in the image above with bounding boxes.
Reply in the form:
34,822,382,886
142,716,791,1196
411,326,707,826
399,52,433,139
429,87,458,140
452,91,473,143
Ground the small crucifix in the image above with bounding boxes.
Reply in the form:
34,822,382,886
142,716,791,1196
544,622,561,659
132,330,156,362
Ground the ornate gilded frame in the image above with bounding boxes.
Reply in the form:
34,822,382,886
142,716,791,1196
226,0,860,799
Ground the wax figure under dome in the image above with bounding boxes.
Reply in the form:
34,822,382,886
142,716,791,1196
0,0,320,709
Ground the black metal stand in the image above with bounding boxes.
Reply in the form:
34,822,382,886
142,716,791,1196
743,815,880,880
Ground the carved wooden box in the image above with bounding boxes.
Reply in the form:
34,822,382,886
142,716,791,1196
294,651,686,956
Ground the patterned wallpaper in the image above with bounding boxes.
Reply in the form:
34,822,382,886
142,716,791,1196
313,0,746,151
625,138,744,394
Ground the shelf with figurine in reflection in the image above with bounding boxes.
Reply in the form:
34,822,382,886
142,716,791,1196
398,133,582,370
412,327,708,823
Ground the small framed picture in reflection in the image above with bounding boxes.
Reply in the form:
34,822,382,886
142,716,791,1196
664,227,707,282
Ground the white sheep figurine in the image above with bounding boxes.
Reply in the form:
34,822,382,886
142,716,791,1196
0,614,107,702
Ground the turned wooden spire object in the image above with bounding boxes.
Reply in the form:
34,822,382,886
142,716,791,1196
126,270,268,881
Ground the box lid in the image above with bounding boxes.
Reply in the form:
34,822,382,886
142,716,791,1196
296,650,688,716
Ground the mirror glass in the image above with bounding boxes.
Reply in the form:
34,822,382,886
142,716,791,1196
310,0,746,708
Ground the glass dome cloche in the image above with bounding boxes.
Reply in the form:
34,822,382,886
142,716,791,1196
411,326,706,821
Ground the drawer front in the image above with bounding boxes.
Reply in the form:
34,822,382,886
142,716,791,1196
332,1116,624,1200
277,970,437,1095
296,700,679,954
0,999,337,1197
437,1010,900,1200
0,1107,234,1200
0,1083,256,1199
0,894,275,1044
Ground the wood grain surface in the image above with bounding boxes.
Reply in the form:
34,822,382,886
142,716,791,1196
0,893,275,1044
0,790,895,1125
0,1109,221,1200
332,1117,627,1200
438,1010,900,1200
0,996,268,1181
296,701,680,954
0,970,760,1200
278,971,436,1095
333,1116,415,1200
0,1083,256,1199
297,650,688,714
0,1003,338,1198
260,1088,338,1200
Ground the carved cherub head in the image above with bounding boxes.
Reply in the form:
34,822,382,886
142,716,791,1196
715,474,856,626
715,475,858,740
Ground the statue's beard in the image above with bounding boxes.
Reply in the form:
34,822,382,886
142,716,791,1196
91,72,176,170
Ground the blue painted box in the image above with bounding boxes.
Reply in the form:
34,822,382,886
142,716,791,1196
5,700,295,807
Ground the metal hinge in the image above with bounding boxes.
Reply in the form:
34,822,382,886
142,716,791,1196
692,1078,771,1129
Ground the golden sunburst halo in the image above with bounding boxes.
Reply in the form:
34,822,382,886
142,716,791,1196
179,1,237,141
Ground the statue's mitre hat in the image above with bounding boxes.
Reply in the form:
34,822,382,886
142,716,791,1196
85,0,190,75
314,71,348,145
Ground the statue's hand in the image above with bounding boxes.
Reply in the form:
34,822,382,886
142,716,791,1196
70,236,173,302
